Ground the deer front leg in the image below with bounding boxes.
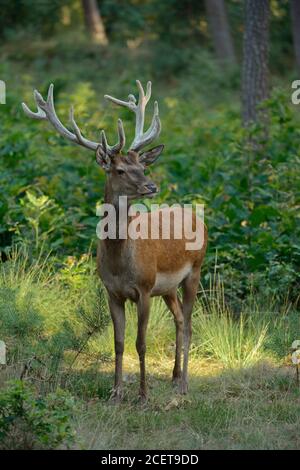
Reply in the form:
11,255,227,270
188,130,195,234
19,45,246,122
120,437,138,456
136,293,150,400
109,295,125,402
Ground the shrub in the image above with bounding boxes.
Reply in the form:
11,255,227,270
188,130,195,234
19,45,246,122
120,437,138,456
0,380,76,449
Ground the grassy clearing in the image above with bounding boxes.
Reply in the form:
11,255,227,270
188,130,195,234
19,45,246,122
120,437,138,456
0,249,300,449
74,361,300,450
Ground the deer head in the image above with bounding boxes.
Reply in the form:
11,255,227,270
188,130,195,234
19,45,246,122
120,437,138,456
22,80,164,200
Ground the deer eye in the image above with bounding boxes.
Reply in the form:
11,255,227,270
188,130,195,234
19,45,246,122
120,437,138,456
117,169,125,175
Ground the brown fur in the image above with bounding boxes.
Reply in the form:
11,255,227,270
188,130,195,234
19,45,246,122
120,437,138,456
96,151,207,400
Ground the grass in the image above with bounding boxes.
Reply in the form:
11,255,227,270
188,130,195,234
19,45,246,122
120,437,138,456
195,312,268,368
0,248,300,449
73,362,300,450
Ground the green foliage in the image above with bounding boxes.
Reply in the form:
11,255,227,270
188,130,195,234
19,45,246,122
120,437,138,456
18,190,65,252
0,0,70,39
160,89,300,303
0,35,299,303
0,380,76,449
101,0,206,45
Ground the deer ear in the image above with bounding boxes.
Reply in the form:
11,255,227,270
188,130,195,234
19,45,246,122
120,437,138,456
139,144,164,167
96,146,111,171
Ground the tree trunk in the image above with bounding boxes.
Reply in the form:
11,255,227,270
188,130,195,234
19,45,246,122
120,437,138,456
242,0,270,125
81,0,108,45
204,0,236,65
291,0,300,72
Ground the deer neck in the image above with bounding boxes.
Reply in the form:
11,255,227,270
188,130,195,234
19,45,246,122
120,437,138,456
103,180,131,243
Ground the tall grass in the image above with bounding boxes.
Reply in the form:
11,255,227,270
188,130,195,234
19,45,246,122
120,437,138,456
0,246,298,397
0,246,109,393
193,309,268,368
190,275,270,368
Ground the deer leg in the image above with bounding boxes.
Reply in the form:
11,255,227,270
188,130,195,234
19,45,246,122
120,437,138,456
163,292,184,384
136,293,150,400
109,295,125,402
181,268,200,394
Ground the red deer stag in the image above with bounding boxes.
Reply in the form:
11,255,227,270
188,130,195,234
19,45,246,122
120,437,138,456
22,81,207,401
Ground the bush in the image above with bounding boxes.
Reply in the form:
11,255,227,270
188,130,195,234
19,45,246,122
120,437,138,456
0,33,299,305
0,380,76,449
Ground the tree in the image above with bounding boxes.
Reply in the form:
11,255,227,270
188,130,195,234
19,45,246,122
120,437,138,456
242,0,270,125
81,0,108,45
204,0,236,65
291,0,300,72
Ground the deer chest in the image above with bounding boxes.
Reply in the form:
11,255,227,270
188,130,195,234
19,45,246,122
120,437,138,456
97,243,139,301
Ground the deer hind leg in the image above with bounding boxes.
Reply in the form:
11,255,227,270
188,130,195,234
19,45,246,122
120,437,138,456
109,295,125,402
163,291,184,385
181,268,201,394
136,293,151,400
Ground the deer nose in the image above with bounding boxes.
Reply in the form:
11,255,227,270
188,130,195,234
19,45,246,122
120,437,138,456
144,183,157,193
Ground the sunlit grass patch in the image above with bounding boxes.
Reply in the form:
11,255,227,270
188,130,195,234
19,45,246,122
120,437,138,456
193,308,268,369
188,275,269,369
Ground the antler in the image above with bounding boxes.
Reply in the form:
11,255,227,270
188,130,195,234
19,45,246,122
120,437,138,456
22,83,125,156
104,80,161,152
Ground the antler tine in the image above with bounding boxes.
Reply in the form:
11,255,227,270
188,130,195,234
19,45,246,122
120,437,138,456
22,96,47,120
104,79,161,153
133,100,161,152
23,83,126,157
101,129,109,154
22,83,99,151
134,80,151,142
110,118,126,154
98,118,125,157
69,105,86,145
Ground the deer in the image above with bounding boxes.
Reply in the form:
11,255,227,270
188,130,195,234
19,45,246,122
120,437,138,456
22,80,208,401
